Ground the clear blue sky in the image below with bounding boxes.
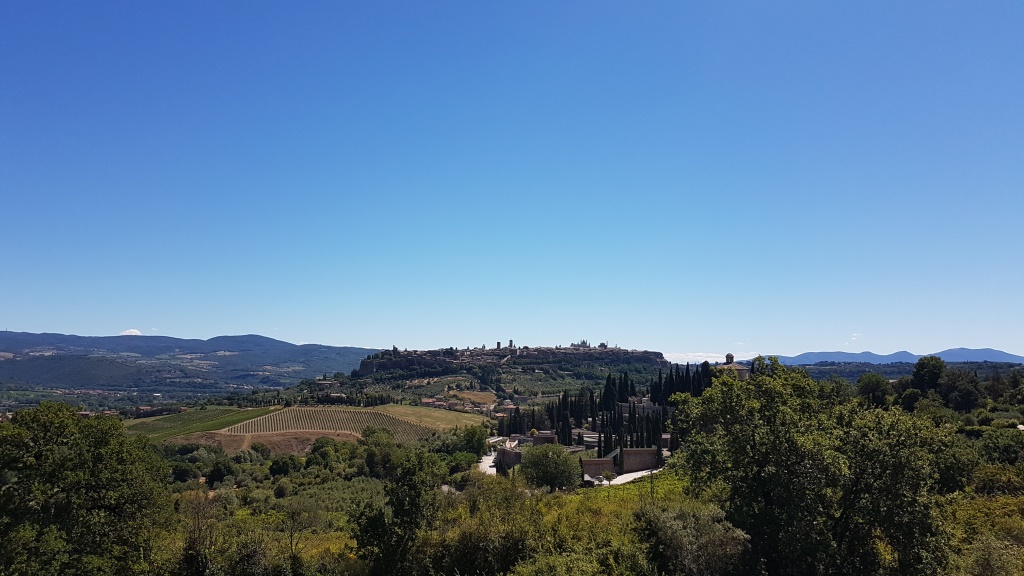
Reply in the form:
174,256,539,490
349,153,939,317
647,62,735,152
2,1,1022,360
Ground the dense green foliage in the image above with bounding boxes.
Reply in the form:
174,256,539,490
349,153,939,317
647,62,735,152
634,501,748,576
675,358,964,574
3,353,1024,575
0,403,169,575
519,443,581,492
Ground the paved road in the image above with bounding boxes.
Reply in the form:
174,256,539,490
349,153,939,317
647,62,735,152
476,451,659,484
478,452,497,475
607,467,661,485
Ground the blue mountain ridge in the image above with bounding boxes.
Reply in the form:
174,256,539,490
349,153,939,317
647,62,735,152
775,348,1024,365
0,331,379,391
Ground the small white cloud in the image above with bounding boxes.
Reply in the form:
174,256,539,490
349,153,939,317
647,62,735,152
150,328,159,332
120,329,142,336
851,333,863,340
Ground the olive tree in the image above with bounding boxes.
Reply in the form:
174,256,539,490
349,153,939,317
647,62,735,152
519,443,580,492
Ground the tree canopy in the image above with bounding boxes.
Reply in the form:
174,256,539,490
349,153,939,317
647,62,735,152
0,402,169,576
673,357,962,575
519,443,581,492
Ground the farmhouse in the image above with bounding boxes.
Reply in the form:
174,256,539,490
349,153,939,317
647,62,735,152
716,353,750,381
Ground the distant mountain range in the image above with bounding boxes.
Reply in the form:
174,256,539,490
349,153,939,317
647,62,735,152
0,331,378,395
776,348,1024,365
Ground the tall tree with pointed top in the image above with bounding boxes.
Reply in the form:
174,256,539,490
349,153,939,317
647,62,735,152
602,374,617,412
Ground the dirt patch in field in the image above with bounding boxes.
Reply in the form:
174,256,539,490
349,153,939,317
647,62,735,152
169,430,361,454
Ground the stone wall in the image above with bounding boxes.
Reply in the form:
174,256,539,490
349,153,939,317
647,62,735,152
581,458,616,478
621,448,658,474
496,446,522,469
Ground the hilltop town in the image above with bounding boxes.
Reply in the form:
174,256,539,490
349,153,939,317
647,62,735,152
353,339,669,378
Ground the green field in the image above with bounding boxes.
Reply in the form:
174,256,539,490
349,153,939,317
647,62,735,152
125,407,275,441
376,404,492,429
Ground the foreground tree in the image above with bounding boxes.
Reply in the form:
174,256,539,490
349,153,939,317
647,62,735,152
673,357,957,575
351,428,447,575
0,402,169,576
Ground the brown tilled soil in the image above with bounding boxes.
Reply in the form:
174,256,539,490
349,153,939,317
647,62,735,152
169,430,361,454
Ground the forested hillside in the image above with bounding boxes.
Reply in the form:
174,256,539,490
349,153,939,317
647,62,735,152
0,332,377,409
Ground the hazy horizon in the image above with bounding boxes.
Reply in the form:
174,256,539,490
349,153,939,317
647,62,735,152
5,328,1023,362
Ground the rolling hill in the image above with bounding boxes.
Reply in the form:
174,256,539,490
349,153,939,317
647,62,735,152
776,348,1024,365
0,331,378,396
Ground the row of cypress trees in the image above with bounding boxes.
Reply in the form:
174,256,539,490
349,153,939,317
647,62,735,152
497,364,708,457
650,361,714,405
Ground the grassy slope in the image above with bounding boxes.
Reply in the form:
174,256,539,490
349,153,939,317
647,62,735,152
583,471,687,505
449,390,497,404
123,413,175,427
125,407,275,441
375,404,492,429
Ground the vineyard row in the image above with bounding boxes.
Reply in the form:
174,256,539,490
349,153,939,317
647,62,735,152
223,407,434,442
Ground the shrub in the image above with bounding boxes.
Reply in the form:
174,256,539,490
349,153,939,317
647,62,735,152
519,444,580,492
634,502,749,576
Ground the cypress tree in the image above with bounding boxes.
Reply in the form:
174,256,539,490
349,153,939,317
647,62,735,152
653,370,663,405
562,411,572,445
699,361,712,396
602,374,616,411
589,389,597,425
